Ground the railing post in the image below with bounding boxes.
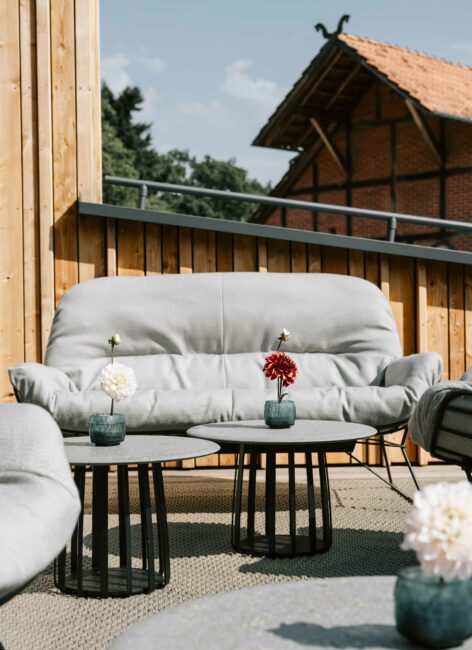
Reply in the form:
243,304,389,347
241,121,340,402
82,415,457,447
139,184,148,210
388,216,397,242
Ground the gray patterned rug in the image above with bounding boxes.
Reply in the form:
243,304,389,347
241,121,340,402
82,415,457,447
0,475,420,650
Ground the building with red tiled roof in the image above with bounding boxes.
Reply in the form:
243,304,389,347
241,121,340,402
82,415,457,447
252,27,472,249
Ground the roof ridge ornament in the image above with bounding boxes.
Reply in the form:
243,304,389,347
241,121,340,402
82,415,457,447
315,15,350,40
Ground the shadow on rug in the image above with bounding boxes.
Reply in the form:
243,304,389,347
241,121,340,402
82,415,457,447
0,476,418,650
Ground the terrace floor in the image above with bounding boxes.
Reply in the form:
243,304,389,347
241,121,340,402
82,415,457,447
0,465,462,650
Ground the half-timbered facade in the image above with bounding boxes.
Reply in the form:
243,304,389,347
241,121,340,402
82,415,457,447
253,32,472,249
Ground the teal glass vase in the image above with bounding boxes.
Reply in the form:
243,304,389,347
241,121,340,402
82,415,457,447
264,400,296,428
89,413,126,446
395,566,472,648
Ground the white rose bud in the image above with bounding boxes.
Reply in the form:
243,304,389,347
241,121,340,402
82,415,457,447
279,329,290,341
109,333,121,346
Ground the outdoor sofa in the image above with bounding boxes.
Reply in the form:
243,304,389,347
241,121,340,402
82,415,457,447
0,404,80,606
9,272,441,440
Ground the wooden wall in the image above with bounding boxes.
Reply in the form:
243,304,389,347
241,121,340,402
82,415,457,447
0,0,102,403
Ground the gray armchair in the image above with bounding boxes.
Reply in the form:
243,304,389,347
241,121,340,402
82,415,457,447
409,369,472,481
0,404,80,607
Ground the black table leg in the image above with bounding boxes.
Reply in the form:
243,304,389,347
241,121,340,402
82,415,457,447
117,464,132,593
138,464,156,592
265,450,277,555
231,445,334,558
55,462,170,597
152,463,170,586
231,444,245,548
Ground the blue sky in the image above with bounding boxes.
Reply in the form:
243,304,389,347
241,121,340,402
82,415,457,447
101,0,472,185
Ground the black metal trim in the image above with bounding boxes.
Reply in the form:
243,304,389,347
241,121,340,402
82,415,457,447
80,200,472,265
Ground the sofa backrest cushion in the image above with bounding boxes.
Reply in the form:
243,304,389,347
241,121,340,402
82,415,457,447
45,272,401,390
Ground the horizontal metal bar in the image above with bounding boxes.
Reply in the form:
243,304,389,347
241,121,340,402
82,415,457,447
104,175,472,235
79,201,472,265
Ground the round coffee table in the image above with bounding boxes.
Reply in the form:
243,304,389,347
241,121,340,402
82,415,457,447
55,435,219,598
112,576,453,649
188,420,376,558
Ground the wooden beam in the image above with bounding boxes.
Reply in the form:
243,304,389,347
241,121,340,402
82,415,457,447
309,117,349,179
325,62,362,110
36,0,55,354
0,0,24,400
405,100,443,166
265,49,343,147
20,0,41,362
296,106,349,121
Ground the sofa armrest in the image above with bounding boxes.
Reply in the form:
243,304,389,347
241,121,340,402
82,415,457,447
384,352,442,393
9,363,76,407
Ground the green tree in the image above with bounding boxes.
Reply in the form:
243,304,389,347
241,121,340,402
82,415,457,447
101,83,270,220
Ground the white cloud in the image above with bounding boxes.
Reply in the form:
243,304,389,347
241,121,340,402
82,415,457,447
221,59,285,112
101,53,131,94
134,55,165,74
175,99,236,129
139,87,160,123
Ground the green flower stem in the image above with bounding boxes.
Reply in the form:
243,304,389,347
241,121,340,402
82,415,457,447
110,339,115,415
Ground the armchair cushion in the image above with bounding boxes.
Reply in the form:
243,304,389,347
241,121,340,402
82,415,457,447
409,373,472,454
0,404,80,603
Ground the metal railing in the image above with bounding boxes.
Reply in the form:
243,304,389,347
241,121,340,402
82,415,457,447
104,175,472,244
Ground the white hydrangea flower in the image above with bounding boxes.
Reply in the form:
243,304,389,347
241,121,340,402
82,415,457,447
401,481,472,581
99,362,137,402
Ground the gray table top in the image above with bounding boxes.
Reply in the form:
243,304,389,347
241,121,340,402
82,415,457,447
112,576,463,650
187,419,376,446
64,435,220,466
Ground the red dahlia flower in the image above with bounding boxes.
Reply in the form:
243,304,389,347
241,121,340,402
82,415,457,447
264,351,298,401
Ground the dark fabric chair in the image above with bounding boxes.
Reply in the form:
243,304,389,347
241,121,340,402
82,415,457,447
409,369,472,481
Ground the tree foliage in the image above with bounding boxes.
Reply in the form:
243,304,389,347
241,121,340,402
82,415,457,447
102,83,270,220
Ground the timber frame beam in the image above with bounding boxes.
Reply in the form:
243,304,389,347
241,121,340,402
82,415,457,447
309,117,349,179
405,100,444,166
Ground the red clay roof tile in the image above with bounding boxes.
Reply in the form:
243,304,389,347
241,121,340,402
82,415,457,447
339,33,472,121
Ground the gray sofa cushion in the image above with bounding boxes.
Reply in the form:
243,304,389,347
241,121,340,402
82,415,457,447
0,404,80,603
9,272,442,432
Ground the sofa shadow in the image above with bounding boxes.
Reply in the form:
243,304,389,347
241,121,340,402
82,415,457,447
24,525,414,596
84,480,323,515
239,528,415,578
80,521,234,559
269,622,410,649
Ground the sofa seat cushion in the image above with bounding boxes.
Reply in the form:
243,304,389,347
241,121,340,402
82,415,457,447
9,352,441,432
15,385,419,432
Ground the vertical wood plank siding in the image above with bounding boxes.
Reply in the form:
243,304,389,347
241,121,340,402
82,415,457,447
3,1,472,468
0,1,24,401
0,0,101,400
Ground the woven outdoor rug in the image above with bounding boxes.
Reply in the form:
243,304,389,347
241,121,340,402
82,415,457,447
0,475,422,650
